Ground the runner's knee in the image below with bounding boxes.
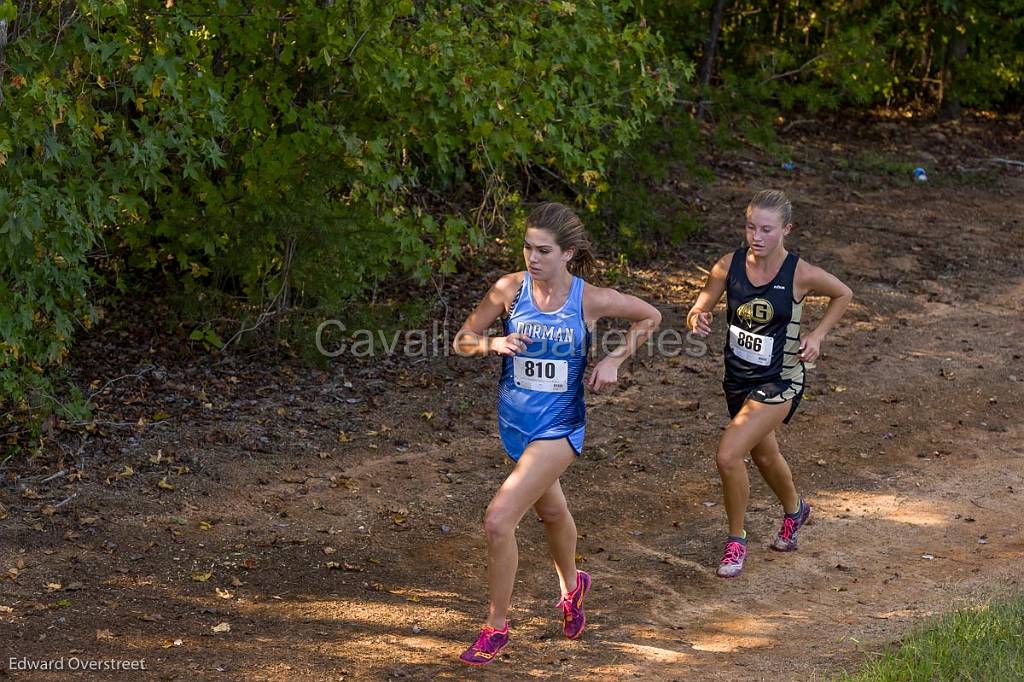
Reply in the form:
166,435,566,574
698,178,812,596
716,447,745,474
483,505,517,542
749,446,777,469
534,498,570,525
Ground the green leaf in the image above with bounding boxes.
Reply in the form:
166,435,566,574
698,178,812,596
0,1,17,22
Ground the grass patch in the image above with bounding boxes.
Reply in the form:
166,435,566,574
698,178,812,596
853,150,918,177
837,595,1024,681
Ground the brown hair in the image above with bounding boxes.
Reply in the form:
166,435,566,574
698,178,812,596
524,202,597,279
746,189,792,225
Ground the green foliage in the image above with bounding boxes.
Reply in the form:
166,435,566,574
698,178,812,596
188,325,224,352
597,112,704,259
647,0,1024,115
0,0,683,423
4,0,1021,431
836,595,1024,681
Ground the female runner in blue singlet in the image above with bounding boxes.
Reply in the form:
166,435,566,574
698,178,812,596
453,202,662,665
687,190,853,579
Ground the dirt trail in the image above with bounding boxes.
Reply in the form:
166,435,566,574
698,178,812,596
2,119,1023,680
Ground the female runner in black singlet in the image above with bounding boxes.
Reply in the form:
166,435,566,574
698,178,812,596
687,190,853,578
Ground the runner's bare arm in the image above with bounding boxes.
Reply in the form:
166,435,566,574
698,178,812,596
795,261,853,362
687,253,732,337
583,284,662,391
453,273,532,357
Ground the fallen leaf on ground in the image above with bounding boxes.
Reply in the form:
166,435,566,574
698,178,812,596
211,622,231,633
96,629,115,641
192,571,213,583
157,478,175,491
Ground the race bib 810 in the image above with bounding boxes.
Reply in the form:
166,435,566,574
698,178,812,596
513,357,569,392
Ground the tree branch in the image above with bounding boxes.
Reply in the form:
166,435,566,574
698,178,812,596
761,53,826,84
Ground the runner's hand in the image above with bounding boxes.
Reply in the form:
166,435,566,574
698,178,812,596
690,311,713,337
491,333,532,356
799,334,821,362
587,357,619,393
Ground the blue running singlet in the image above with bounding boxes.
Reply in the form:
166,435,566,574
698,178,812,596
497,273,591,461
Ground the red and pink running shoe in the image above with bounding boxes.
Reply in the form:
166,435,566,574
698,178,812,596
458,622,509,666
557,570,591,639
716,537,748,578
772,499,811,551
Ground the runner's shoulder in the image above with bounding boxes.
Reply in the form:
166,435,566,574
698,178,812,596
712,251,735,278
793,258,825,286
581,280,610,299
493,271,526,300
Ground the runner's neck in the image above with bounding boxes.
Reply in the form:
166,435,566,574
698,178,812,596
530,271,573,309
746,248,788,285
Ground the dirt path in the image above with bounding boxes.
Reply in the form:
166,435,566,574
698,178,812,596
2,119,1023,680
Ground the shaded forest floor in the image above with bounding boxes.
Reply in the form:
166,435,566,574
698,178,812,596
2,115,1023,680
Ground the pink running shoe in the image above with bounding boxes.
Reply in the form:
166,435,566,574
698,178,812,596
716,538,747,578
557,570,591,639
458,623,509,666
772,499,811,551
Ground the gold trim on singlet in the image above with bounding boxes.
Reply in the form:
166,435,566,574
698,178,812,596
780,299,804,384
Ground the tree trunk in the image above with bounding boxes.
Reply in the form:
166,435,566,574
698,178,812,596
0,19,8,107
938,8,968,120
696,0,728,121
